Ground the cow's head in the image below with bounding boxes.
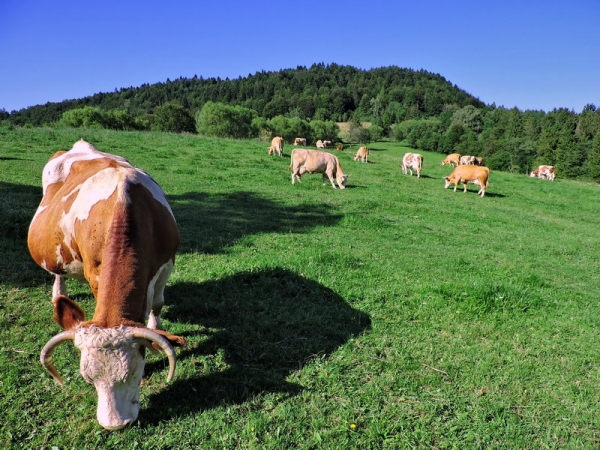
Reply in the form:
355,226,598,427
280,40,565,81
337,174,348,189
444,176,452,188
40,297,176,430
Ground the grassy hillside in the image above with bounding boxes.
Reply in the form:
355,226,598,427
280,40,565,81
1,127,599,449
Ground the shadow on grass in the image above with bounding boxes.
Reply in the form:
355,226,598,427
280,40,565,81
142,267,371,424
170,191,344,254
0,182,49,287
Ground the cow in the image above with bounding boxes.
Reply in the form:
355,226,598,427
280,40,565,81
316,140,325,149
27,140,185,430
353,146,369,163
323,140,334,148
530,165,555,181
289,148,348,189
293,137,307,146
336,145,344,151
473,156,485,166
444,165,490,197
459,155,475,165
401,152,423,177
267,136,284,157
441,153,461,167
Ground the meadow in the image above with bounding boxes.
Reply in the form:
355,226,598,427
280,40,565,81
0,126,599,449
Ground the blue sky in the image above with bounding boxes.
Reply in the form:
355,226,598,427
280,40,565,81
1,0,599,113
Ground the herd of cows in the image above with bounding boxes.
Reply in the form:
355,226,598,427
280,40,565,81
26,138,557,430
269,137,555,198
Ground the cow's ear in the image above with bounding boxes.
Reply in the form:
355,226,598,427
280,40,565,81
52,295,85,330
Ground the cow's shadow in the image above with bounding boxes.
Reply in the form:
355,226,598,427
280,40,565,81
169,191,344,254
142,268,371,424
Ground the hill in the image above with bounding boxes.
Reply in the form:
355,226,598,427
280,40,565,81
6,63,485,127
1,127,599,448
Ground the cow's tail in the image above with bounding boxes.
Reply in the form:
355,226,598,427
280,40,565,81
288,149,296,171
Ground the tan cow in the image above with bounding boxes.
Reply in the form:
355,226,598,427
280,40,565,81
267,136,284,157
354,146,369,163
289,148,348,189
444,165,490,197
294,137,307,146
530,165,555,181
473,156,485,166
336,144,344,151
459,155,475,165
402,152,423,177
28,140,185,430
441,153,461,167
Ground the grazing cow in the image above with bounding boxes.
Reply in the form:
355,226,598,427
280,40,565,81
473,156,485,166
289,148,348,189
401,152,423,177
316,140,325,149
323,140,334,148
293,137,307,146
530,165,555,181
444,165,490,197
441,153,461,167
28,140,185,430
459,155,475,165
267,136,284,157
353,146,369,163
336,144,344,151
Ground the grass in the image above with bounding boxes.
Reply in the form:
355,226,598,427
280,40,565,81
1,126,599,449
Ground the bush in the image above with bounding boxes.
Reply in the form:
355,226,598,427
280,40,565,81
153,103,196,133
195,102,257,138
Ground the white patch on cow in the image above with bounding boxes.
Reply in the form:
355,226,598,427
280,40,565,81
42,140,133,195
145,259,174,330
58,168,122,262
74,325,146,430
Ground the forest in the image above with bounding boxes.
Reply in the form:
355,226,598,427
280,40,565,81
2,63,600,180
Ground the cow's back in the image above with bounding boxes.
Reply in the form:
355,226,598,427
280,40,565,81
28,143,179,291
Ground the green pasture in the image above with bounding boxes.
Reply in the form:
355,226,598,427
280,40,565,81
1,127,599,449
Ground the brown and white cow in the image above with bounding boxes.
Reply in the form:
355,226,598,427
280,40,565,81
441,153,461,167
401,152,423,177
323,140,334,148
315,139,325,149
530,165,555,181
28,140,185,430
293,137,307,146
353,146,369,163
289,148,348,189
473,156,485,166
459,155,475,165
267,136,284,157
444,165,490,197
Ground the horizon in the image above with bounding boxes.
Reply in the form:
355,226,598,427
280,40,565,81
2,1,599,114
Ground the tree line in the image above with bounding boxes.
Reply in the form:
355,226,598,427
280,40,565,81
2,63,599,181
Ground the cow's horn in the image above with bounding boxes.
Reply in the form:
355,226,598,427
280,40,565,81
131,328,177,382
40,330,76,385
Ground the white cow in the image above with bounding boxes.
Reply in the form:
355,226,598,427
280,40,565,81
402,152,423,177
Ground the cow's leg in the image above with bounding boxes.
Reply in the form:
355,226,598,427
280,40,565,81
146,260,174,330
52,275,67,299
325,171,337,189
